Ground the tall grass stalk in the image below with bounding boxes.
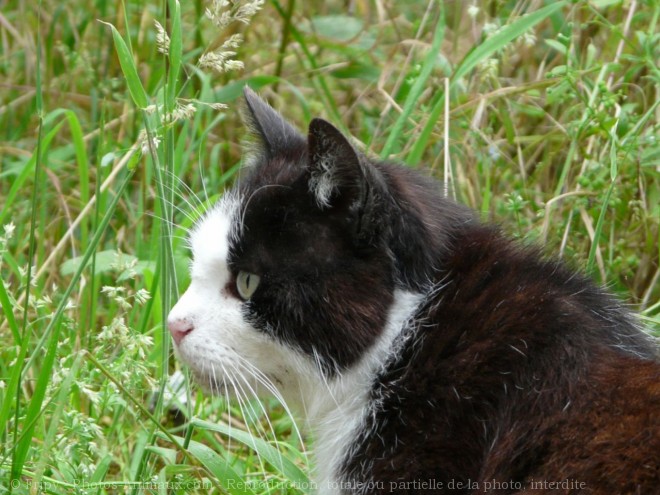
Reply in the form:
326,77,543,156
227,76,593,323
7,0,45,485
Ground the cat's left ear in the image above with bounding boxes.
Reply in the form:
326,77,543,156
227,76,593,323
243,86,304,159
307,118,366,210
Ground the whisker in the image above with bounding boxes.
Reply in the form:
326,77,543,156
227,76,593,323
150,199,198,232
313,347,340,410
231,362,286,471
238,184,291,236
160,168,210,213
228,364,269,437
221,363,267,475
216,364,233,455
232,354,306,451
197,158,210,206
159,180,208,224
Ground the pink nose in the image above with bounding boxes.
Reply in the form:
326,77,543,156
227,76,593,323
168,317,194,345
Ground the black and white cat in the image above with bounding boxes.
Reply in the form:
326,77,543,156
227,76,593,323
167,88,659,494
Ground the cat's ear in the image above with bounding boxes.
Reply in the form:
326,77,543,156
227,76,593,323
308,119,384,245
307,118,365,209
243,86,304,158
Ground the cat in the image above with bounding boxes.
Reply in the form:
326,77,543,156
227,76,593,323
167,87,660,494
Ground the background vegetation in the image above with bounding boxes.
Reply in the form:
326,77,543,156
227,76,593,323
1,0,658,493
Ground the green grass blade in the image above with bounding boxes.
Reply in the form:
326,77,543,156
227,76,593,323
67,110,90,246
107,8,182,476
100,21,149,108
166,0,182,107
10,74,45,495
452,1,567,82
587,127,620,277
9,1,45,481
380,1,446,158
65,110,90,203
165,433,255,495
0,119,63,226
0,277,20,344
32,355,83,483
10,322,60,482
192,418,310,485
405,90,445,166
407,1,568,165
587,180,615,277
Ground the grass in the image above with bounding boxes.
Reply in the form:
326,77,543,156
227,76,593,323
1,0,659,493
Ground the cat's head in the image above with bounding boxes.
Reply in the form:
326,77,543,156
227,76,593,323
166,88,445,402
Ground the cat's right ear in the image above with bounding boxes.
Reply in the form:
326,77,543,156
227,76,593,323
243,87,304,159
307,118,365,209
308,118,384,246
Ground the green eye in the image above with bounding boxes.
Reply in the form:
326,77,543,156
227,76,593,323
236,271,261,300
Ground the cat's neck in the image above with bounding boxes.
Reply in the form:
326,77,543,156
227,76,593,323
292,290,424,491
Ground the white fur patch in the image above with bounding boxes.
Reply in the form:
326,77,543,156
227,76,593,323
309,157,336,208
304,290,424,494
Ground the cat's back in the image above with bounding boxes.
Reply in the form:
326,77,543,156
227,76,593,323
345,220,660,494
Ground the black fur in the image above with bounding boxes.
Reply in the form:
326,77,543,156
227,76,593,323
342,224,658,492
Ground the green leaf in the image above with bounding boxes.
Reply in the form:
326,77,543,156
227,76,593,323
101,21,149,109
60,249,137,277
547,64,568,77
590,0,621,7
587,180,616,277
307,15,363,42
544,38,569,55
90,454,114,484
331,61,380,82
145,446,179,465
